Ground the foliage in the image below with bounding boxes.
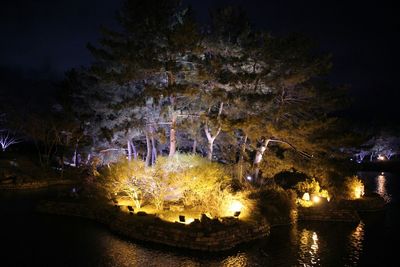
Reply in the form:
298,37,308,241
100,153,234,213
249,184,296,222
344,175,365,200
99,158,150,209
295,178,330,199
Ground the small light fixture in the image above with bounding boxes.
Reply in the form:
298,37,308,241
179,215,185,223
246,176,252,181
302,192,310,201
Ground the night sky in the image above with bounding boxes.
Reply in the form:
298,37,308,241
1,0,399,126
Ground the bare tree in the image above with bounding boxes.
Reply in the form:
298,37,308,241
0,130,20,152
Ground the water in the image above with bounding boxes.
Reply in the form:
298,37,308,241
1,172,399,266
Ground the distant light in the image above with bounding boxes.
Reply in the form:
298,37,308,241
312,195,321,203
302,192,310,201
246,176,252,181
381,172,384,175
377,155,385,161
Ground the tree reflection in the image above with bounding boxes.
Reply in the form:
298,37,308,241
298,229,321,266
346,222,365,265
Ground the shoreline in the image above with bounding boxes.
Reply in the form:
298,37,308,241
35,197,385,252
36,201,271,252
0,179,77,190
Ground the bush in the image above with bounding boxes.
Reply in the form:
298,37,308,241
295,178,330,200
343,175,364,200
249,184,296,222
99,153,234,213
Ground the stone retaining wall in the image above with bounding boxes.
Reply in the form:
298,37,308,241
36,201,270,252
298,207,360,223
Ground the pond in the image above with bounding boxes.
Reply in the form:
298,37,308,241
0,172,398,266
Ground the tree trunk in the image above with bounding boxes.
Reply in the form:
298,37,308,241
238,134,248,182
127,140,132,161
72,142,79,167
130,141,138,160
204,102,223,161
192,139,197,154
169,114,176,157
151,134,157,165
207,140,214,160
253,139,270,184
145,131,151,167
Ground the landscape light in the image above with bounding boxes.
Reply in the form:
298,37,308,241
302,192,310,201
312,195,320,203
228,200,243,217
377,155,385,161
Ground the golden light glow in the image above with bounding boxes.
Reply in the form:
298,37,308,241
302,192,310,201
312,195,320,203
183,218,195,225
354,185,364,199
228,200,243,214
377,155,385,161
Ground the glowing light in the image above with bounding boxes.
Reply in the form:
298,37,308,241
246,176,252,181
302,192,310,201
377,155,385,161
312,195,321,203
354,185,364,199
228,200,243,215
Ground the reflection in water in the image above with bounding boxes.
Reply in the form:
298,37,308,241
298,229,321,266
347,222,365,265
376,174,391,202
220,253,249,267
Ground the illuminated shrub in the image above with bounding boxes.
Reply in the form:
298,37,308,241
100,159,150,209
344,176,365,200
153,153,231,213
100,153,235,214
295,178,330,199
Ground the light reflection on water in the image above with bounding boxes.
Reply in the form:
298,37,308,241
298,230,321,266
376,174,391,202
346,222,365,265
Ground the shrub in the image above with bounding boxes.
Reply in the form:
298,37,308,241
295,178,330,200
249,184,296,222
344,175,364,200
99,153,233,213
99,158,150,209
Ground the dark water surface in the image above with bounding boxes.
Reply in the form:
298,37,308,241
1,172,399,266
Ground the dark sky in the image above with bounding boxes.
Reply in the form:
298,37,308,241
1,0,399,125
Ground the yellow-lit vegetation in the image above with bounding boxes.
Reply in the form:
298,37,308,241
99,153,253,221
344,176,365,200
295,178,330,207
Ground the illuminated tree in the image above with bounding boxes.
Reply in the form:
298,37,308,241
0,130,20,152
87,0,200,159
